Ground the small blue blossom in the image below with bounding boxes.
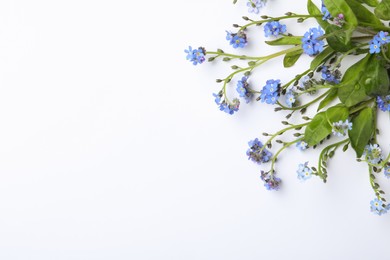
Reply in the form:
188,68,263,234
296,140,308,151
321,66,341,84
285,89,297,108
247,138,272,164
247,0,266,14
384,166,390,179
260,79,281,105
374,31,390,45
302,27,325,56
264,21,287,37
213,92,240,115
363,144,383,165
212,92,222,105
226,31,247,49
185,46,206,65
236,76,253,103
369,39,381,54
321,1,332,20
370,198,389,216
297,162,312,181
219,99,240,115
332,119,352,137
377,95,390,112
260,171,281,191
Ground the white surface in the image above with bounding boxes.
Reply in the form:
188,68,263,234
0,0,389,259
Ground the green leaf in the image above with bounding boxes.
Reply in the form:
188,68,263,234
310,46,335,70
265,36,302,46
362,57,390,97
317,88,338,111
338,54,370,107
304,104,349,146
323,0,358,28
345,0,382,26
283,49,303,68
375,0,390,20
304,112,332,146
355,0,379,7
307,0,329,29
323,0,358,45
325,104,349,123
349,107,374,157
307,0,351,51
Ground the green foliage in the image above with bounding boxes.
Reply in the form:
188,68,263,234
284,49,303,68
338,54,370,107
265,36,302,46
375,0,390,20
304,104,348,146
349,107,374,157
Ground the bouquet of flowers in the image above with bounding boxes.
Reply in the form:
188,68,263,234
185,0,390,216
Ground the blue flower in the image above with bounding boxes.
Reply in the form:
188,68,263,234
296,140,308,151
297,162,312,181
260,79,281,105
260,171,281,191
374,31,390,45
370,198,389,216
236,76,253,103
363,144,383,165
213,92,240,115
185,46,206,65
302,27,324,56
213,92,222,105
384,166,390,179
247,0,266,14
321,66,340,84
321,0,332,20
332,119,352,137
219,99,240,115
369,39,381,54
285,88,297,108
377,95,390,111
247,138,272,164
264,21,287,37
226,31,247,48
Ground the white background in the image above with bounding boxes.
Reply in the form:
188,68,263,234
0,0,389,259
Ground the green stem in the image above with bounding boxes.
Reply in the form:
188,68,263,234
277,89,332,111
207,52,261,60
317,139,349,181
281,68,311,90
240,14,322,31
260,122,309,156
270,138,303,173
349,98,374,114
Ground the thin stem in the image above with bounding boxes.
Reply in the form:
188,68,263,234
277,89,332,111
240,14,322,31
270,138,303,173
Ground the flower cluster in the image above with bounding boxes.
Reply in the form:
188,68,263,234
236,77,253,103
332,120,352,137
302,27,325,56
264,21,286,37
185,46,206,65
297,162,312,181
246,138,272,164
186,0,390,216
247,0,267,14
377,95,390,112
260,79,281,105
369,31,390,54
226,31,248,48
